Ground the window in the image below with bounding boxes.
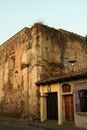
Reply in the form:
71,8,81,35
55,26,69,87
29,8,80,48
78,90,87,112
62,84,71,93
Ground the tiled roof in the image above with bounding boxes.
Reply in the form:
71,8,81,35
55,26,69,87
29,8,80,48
36,70,87,86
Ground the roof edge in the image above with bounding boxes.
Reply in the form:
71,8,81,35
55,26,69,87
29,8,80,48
36,71,87,86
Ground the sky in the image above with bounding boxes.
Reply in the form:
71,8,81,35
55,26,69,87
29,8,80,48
0,0,87,45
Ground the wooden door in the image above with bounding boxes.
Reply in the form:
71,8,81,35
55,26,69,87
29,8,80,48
47,92,58,120
64,95,74,122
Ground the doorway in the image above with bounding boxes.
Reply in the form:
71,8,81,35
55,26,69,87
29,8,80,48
47,92,58,120
64,95,74,122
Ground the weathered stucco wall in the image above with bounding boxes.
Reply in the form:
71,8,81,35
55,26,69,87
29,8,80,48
75,113,87,129
0,25,41,120
0,28,29,117
35,23,87,79
74,81,87,129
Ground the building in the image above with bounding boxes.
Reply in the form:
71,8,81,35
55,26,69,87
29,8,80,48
36,71,87,129
0,23,87,128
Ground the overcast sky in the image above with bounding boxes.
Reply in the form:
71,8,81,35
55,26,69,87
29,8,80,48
0,0,87,45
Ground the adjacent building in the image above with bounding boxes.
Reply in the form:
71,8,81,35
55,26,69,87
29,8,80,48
0,22,87,128
36,71,87,129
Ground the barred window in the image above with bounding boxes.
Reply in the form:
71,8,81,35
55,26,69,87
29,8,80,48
78,90,87,112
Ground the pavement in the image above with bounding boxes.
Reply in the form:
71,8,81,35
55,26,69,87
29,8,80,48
0,116,86,130
28,120,86,130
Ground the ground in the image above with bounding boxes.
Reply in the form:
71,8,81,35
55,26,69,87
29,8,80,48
0,116,85,130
